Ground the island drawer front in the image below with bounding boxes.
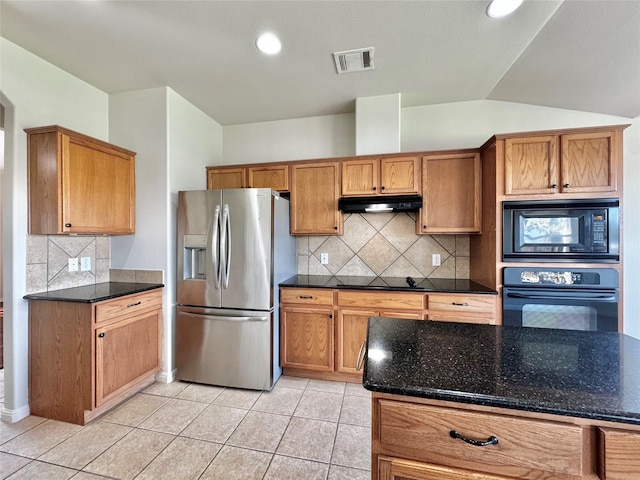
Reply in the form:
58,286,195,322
338,291,425,310
377,400,585,478
599,428,640,479
280,288,334,305
95,290,162,324
427,294,495,314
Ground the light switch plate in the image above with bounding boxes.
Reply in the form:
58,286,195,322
81,256,91,272
68,258,79,272
320,253,329,264
432,253,441,267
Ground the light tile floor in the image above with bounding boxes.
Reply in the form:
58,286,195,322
0,374,372,480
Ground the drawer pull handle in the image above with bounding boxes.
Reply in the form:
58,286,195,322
127,301,142,308
299,295,313,299
450,430,498,447
451,302,469,306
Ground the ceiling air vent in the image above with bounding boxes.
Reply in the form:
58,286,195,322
333,47,375,74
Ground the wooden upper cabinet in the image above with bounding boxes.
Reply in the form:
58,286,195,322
342,156,420,196
561,131,618,194
290,161,342,235
206,167,246,189
26,125,135,235
504,128,621,197
504,136,558,195
247,164,289,191
419,153,481,234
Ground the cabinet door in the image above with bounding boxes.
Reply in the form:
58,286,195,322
561,131,618,194
381,156,421,195
504,136,559,195
247,164,289,191
290,162,342,235
420,153,481,234
378,456,514,480
63,134,135,234
599,428,640,480
336,309,375,374
95,311,160,406
281,306,334,371
342,159,378,196
207,167,246,189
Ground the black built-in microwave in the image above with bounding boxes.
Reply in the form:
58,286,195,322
503,198,619,263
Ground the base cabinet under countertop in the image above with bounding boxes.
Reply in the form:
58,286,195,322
372,392,640,480
29,289,162,425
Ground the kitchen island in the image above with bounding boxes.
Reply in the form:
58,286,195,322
363,317,640,480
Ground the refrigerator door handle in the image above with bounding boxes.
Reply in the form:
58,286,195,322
181,311,269,323
210,204,221,289
222,204,231,288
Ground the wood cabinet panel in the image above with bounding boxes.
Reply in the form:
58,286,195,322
290,161,342,235
599,428,640,479
378,399,586,478
420,153,481,233
337,309,373,374
380,156,421,195
378,456,515,480
206,167,246,189
280,288,334,305
561,131,617,193
281,306,334,371
504,136,558,195
427,294,495,315
338,291,425,310
26,125,136,235
342,159,378,195
96,310,160,406
247,164,289,191
95,289,162,324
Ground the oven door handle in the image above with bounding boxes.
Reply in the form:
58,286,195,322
506,292,617,301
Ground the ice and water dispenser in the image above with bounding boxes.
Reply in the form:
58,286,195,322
183,234,207,279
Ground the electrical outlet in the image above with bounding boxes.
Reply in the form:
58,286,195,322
68,258,79,272
81,256,91,272
320,253,329,265
432,253,441,267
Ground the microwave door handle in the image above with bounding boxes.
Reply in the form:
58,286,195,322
506,292,617,301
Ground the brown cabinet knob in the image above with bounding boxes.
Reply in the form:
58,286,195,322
381,186,385,190
564,183,570,188
550,184,558,189
373,186,377,191
334,226,338,230
65,223,72,227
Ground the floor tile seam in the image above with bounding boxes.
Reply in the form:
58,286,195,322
0,417,48,446
100,394,172,428
174,401,251,439
327,392,347,468
265,409,295,464
137,396,213,435
193,443,227,480
269,450,333,465
14,457,82,475
4,422,83,463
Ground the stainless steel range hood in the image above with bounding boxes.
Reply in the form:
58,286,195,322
338,195,422,213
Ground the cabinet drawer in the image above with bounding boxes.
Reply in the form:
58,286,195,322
599,428,640,479
378,400,586,478
338,291,425,310
95,289,162,324
428,313,495,325
427,294,495,315
280,288,334,306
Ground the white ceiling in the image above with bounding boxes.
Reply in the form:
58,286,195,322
1,0,638,126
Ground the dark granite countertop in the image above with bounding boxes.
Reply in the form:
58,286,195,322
280,275,497,294
23,282,164,303
363,317,640,426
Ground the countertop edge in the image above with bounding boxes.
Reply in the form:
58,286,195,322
23,282,164,303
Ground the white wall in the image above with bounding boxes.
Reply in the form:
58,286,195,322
222,113,355,165
0,38,109,422
110,87,222,379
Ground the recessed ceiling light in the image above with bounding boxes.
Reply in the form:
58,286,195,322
486,0,523,18
256,33,281,55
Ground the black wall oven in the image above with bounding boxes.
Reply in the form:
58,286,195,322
503,198,619,263
503,267,619,332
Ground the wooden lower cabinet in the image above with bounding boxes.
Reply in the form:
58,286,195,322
599,428,640,479
378,456,514,480
280,306,334,372
29,289,162,425
427,293,496,325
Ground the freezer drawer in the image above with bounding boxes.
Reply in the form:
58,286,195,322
175,307,275,390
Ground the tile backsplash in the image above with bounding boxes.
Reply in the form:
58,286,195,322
26,235,111,294
297,212,469,279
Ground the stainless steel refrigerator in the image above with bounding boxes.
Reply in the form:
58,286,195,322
176,188,296,390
